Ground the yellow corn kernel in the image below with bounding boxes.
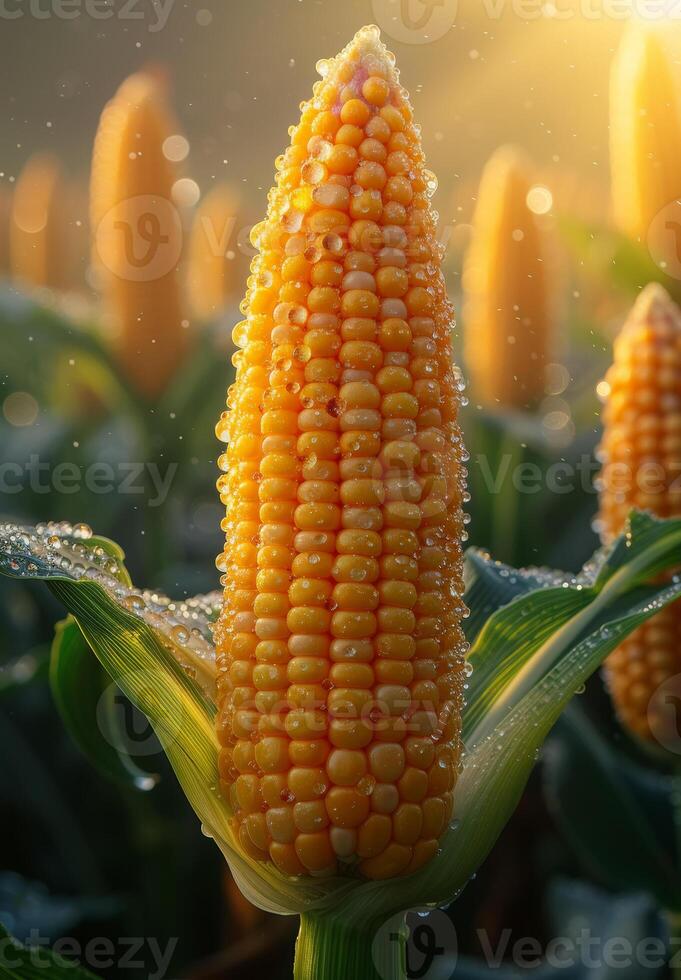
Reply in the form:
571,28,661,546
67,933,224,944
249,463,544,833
463,145,552,410
188,182,238,321
610,26,681,242
598,283,681,742
214,26,467,880
90,71,187,399
11,154,79,290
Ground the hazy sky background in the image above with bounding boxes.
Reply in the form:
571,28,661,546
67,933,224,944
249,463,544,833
1,0,679,239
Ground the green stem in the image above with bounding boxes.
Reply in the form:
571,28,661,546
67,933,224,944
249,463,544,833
293,908,406,980
491,431,523,566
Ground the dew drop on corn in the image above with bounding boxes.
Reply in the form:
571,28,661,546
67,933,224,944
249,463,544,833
214,26,468,880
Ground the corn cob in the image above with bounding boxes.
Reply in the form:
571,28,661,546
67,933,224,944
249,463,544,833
214,26,467,881
598,283,681,741
463,146,551,410
11,154,72,290
188,183,238,321
0,185,12,275
90,71,186,399
610,26,681,243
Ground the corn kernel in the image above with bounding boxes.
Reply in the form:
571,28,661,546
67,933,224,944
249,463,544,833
215,26,466,880
598,284,681,744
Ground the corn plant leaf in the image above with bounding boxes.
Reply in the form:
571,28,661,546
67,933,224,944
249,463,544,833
0,922,98,979
0,287,138,411
559,216,678,303
463,407,599,571
1,512,681,921
544,704,680,910
463,549,554,644
50,617,158,791
157,317,236,440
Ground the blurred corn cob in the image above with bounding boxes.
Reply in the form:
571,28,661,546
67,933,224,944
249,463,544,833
214,25,467,881
547,168,609,227
598,283,681,741
90,71,187,399
10,154,79,291
610,26,681,243
463,146,552,410
188,183,238,322
0,185,12,276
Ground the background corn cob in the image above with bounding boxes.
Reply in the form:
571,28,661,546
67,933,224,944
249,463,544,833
214,26,467,881
610,27,681,243
598,283,681,742
90,71,187,399
10,153,77,291
188,183,238,322
0,185,12,276
462,145,552,410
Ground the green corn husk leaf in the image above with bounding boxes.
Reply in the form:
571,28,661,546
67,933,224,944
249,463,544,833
1,512,681,921
0,922,98,979
544,703,681,910
50,617,159,791
463,549,554,644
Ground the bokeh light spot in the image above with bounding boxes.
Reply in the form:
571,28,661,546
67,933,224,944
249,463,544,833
163,135,190,163
3,391,39,427
526,185,553,215
172,178,201,208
